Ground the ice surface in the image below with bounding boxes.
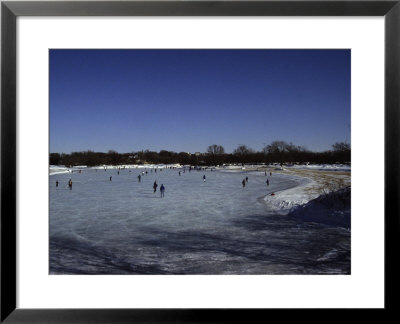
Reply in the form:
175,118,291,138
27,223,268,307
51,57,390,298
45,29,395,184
50,167,350,274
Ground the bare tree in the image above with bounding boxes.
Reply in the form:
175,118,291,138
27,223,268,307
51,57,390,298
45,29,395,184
233,145,254,155
263,140,307,154
207,144,225,155
332,142,351,152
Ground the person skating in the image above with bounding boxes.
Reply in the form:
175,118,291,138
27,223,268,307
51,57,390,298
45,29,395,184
266,179,269,186
160,184,165,197
110,176,112,181
245,176,248,182
242,179,246,188
68,179,72,189
56,180,59,187
138,174,141,182
203,175,206,182
153,181,158,193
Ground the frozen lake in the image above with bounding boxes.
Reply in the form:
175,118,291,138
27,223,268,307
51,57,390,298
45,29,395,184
50,167,350,274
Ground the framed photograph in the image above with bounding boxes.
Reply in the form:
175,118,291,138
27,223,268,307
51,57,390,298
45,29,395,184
1,0,398,322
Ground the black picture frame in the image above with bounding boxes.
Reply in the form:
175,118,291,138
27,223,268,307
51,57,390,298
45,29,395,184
1,0,399,322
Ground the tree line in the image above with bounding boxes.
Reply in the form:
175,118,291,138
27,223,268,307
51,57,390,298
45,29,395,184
50,141,350,167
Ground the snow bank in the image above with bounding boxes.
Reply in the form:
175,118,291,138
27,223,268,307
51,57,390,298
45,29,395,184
262,171,351,228
50,165,87,175
49,165,71,175
263,176,315,211
221,165,244,170
285,164,351,172
288,187,351,228
84,164,181,170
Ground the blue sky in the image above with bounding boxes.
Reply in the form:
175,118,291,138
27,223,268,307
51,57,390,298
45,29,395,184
50,49,350,154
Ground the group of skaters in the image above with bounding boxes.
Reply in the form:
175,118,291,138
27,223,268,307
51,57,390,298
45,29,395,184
55,168,273,194
55,179,72,189
55,178,73,189
153,181,165,197
242,171,272,188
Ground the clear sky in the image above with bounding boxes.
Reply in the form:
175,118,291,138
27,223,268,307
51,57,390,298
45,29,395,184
50,49,350,154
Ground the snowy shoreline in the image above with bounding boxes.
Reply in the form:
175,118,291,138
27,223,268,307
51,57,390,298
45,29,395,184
49,164,180,175
221,167,351,228
288,187,351,228
218,167,323,212
258,170,350,228
262,174,316,211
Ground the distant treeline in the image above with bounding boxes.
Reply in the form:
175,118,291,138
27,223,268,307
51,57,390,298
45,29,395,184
50,141,350,167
